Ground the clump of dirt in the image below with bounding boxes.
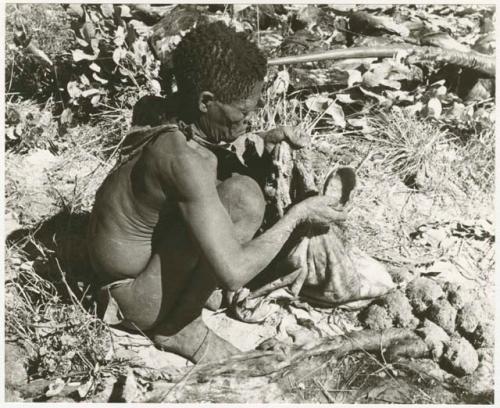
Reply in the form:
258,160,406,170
406,277,444,314
442,282,471,310
384,336,429,362
387,267,414,285
442,335,479,376
456,301,483,335
417,319,450,360
380,290,419,329
360,304,393,330
470,322,494,349
426,298,457,335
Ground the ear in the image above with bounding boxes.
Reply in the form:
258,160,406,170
198,91,215,113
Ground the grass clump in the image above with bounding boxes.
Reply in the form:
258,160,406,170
5,241,122,396
367,110,450,189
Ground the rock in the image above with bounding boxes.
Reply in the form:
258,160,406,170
442,282,471,310
5,343,28,387
381,290,419,329
426,298,457,335
417,319,450,360
456,301,483,335
388,267,414,285
454,347,494,395
442,336,479,376
406,277,444,314
470,322,494,349
361,304,393,330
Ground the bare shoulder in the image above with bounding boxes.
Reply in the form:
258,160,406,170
141,128,217,199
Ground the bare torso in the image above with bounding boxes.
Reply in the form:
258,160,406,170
88,128,217,281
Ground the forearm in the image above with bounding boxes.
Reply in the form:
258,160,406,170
227,211,300,290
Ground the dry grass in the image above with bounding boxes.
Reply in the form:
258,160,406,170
4,99,137,397
5,241,114,386
4,55,495,402
367,110,451,188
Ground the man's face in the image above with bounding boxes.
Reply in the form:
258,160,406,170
198,81,264,143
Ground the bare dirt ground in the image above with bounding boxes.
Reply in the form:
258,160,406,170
4,4,495,403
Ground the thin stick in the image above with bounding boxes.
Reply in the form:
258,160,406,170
268,45,495,77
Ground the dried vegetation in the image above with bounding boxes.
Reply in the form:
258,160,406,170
4,3,495,403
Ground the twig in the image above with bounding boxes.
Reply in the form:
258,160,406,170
268,45,495,77
54,257,87,315
314,378,335,403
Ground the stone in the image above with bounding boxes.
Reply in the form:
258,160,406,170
443,336,479,376
5,343,28,387
406,277,444,314
426,298,457,335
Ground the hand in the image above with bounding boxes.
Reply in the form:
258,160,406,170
290,195,346,229
258,126,310,151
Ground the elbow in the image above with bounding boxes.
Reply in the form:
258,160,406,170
220,277,245,292
216,265,248,292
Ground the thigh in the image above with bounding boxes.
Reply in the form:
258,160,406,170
108,174,265,330
109,218,200,330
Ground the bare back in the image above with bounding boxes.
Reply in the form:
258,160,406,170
88,128,218,281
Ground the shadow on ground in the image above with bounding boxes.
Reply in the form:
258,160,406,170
7,209,99,308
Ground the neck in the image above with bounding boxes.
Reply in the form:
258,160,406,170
178,122,230,151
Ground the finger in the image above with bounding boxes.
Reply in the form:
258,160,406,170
282,126,310,148
259,127,286,144
326,208,347,221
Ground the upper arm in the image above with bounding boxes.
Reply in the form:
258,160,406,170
156,150,244,289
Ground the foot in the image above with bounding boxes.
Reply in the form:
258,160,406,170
151,316,240,364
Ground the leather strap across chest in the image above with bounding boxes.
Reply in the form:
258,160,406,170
115,121,231,169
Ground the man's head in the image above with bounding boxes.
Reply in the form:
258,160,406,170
172,22,267,142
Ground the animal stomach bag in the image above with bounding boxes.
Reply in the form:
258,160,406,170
233,165,395,323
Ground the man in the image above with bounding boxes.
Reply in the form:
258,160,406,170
88,22,345,363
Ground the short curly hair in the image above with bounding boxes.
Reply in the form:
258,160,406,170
172,22,267,119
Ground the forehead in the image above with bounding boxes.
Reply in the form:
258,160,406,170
231,81,263,110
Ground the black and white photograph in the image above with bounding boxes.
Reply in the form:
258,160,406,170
3,2,496,403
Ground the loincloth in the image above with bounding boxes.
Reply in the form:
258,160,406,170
97,278,135,326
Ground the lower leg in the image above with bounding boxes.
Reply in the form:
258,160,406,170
151,176,266,361
151,315,240,363
116,175,265,361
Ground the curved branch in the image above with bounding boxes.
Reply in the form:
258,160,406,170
268,45,495,77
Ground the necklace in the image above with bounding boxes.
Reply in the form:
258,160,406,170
178,121,232,152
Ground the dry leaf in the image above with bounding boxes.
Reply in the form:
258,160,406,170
269,70,290,97
324,102,346,128
25,43,53,66
72,49,98,62
114,26,126,47
100,4,115,18
60,108,73,125
67,81,81,99
427,97,442,118
305,94,332,113
89,62,101,72
81,88,100,98
112,47,127,65
45,378,65,397
347,69,362,87
78,378,94,399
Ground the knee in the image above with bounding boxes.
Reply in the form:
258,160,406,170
218,175,265,227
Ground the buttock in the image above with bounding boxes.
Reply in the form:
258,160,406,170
97,278,135,326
